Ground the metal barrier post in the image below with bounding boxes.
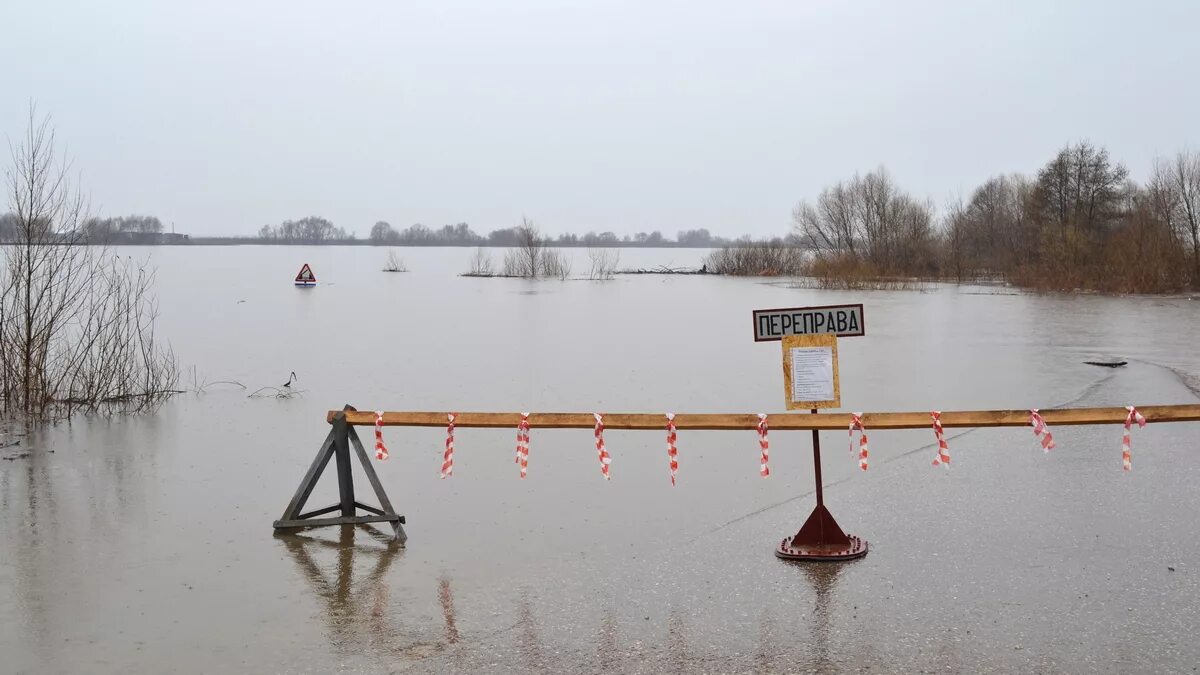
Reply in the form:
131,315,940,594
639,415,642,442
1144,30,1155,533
775,409,868,561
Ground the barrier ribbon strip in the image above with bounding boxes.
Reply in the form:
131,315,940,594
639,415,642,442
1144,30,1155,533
515,412,531,479
374,411,389,460
849,413,868,471
1122,405,1146,471
593,413,612,480
665,413,679,486
757,413,770,477
1029,409,1055,452
931,411,950,467
441,413,456,478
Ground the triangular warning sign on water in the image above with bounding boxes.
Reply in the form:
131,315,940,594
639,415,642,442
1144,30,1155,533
294,263,317,286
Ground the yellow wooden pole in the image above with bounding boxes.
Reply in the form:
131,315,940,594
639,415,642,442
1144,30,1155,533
328,404,1200,430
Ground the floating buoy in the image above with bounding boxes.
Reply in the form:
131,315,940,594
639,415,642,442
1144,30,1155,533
294,263,317,287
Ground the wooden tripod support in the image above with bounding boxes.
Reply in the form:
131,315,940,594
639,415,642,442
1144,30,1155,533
273,405,406,542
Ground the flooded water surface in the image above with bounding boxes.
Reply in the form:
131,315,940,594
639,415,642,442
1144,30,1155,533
2,246,1200,673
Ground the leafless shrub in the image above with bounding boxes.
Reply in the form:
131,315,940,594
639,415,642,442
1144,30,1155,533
382,249,407,272
704,241,806,276
53,256,180,411
587,247,620,280
495,219,571,279
465,247,494,276
541,248,572,280
797,253,928,290
0,106,179,418
502,218,543,277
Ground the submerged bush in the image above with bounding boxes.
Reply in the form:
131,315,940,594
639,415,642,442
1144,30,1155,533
704,242,806,276
1,109,178,418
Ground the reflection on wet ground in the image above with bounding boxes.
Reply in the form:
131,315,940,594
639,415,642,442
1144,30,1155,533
273,524,863,674
3,247,1200,673
277,527,408,656
796,562,842,673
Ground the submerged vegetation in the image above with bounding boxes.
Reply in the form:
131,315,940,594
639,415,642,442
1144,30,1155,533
587,248,620,280
500,220,570,279
706,142,1200,293
382,249,407,272
704,242,805,276
459,225,618,281
461,220,573,280
1,109,178,419
793,143,1200,293
465,247,494,276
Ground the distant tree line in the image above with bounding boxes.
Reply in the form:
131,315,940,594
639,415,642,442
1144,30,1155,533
0,212,178,244
1,211,770,249
256,216,351,243
366,220,745,248
787,142,1200,292
82,214,164,243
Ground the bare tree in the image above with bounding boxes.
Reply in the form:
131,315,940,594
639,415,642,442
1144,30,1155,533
791,167,936,275
942,196,969,282
370,221,397,244
502,218,544,277
382,249,406,272
1,106,178,418
260,216,350,243
541,249,572,280
1033,141,1130,234
587,247,620,280
466,247,493,276
793,182,858,257
1151,150,1200,286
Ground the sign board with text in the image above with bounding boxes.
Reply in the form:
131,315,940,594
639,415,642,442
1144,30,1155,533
752,303,865,342
781,333,840,410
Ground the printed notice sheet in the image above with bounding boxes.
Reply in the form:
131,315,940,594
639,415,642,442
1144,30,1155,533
789,346,835,402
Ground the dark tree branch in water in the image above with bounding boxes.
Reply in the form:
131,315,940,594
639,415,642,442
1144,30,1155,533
249,386,305,399
53,389,186,406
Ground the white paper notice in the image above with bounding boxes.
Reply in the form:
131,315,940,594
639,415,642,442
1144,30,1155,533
790,346,835,403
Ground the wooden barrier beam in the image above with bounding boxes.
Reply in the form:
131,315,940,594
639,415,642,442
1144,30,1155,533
328,404,1200,431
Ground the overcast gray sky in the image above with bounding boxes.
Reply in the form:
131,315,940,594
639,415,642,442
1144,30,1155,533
2,0,1197,237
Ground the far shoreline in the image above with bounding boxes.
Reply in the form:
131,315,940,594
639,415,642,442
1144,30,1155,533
26,240,1198,298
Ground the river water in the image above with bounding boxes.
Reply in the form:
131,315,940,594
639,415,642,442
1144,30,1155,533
2,246,1199,674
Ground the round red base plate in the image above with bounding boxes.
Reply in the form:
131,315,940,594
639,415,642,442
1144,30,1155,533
774,534,868,561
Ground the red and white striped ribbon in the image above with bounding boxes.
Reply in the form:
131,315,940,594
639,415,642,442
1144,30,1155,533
757,414,770,477
665,413,679,486
1029,409,1055,452
1122,405,1146,471
374,411,389,460
931,411,950,467
440,413,456,478
593,413,611,480
515,412,531,479
849,413,868,471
